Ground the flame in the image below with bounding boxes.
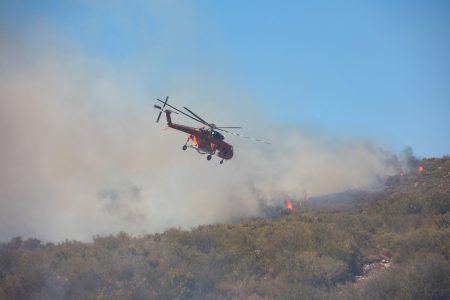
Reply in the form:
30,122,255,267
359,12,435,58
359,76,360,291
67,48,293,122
418,165,424,173
284,198,293,211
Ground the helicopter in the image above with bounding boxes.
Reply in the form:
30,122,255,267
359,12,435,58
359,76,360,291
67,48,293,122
154,97,270,164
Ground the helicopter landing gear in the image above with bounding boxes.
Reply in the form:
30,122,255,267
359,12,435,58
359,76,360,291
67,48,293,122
207,155,212,161
182,145,187,151
220,160,224,164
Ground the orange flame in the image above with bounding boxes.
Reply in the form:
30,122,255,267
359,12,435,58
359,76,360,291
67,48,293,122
284,198,293,211
418,165,424,173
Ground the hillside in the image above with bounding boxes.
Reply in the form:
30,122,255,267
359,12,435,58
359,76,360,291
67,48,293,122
1,157,449,299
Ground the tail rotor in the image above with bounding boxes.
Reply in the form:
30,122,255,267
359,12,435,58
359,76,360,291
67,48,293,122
154,96,169,123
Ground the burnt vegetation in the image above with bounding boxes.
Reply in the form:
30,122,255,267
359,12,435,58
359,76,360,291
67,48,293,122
1,157,449,299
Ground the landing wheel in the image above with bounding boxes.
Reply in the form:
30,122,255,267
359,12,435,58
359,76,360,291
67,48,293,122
207,155,212,161
182,145,187,151
220,160,224,164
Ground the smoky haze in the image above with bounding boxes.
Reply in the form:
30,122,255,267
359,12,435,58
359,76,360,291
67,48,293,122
0,33,406,243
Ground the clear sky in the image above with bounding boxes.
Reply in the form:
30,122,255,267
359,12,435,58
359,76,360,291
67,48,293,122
1,0,449,157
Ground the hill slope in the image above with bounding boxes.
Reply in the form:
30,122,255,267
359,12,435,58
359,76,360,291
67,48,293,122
1,157,449,299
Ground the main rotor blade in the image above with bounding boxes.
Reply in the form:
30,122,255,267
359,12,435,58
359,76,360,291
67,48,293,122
183,107,210,126
217,128,271,145
185,106,242,130
156,99,206,125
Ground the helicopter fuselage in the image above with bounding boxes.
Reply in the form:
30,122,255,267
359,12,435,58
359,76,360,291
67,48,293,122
165,111,233,160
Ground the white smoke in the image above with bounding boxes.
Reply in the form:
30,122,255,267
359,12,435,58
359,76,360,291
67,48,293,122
0,28,402,242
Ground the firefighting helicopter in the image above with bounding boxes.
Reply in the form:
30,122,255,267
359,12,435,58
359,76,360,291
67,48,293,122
154,96,270,164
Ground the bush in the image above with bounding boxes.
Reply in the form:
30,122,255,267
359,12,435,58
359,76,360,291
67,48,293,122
345,254,450,300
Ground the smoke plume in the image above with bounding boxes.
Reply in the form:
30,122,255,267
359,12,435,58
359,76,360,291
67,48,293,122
0,30,406,242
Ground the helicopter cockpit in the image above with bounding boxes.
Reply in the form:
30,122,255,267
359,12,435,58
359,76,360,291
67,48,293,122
212,130,224,140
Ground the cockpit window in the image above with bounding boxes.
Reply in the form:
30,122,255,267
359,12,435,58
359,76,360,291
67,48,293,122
213,131,224,140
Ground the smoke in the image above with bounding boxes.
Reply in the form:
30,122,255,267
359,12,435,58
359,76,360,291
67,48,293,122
0,28,408,243
99,182,146,224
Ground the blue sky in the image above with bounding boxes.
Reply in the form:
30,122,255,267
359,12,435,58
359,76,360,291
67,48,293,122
1,1,449,157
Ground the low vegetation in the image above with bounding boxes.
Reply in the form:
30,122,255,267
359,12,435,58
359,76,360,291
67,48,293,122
1,157,449,299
